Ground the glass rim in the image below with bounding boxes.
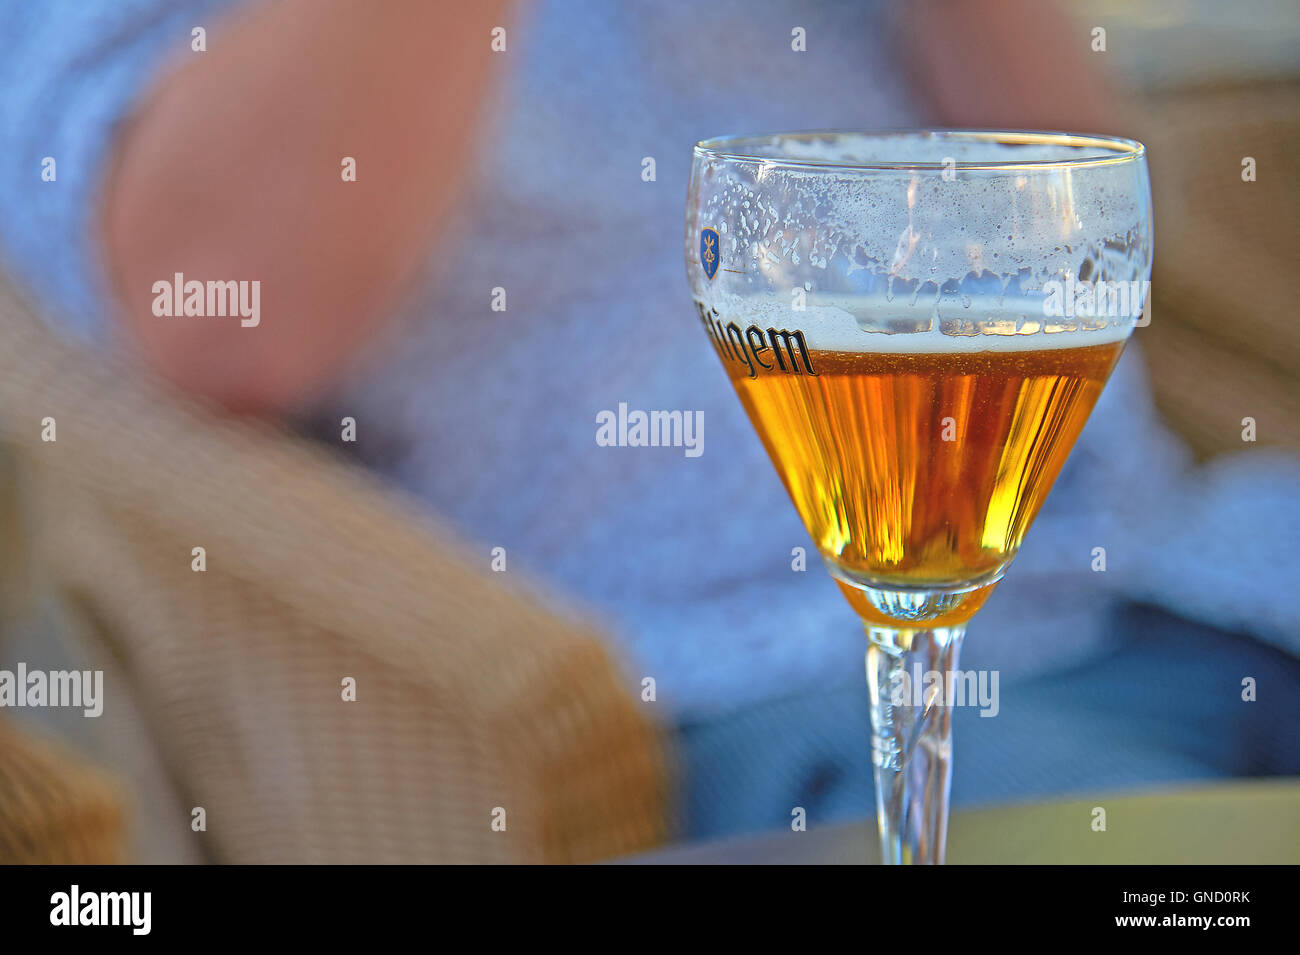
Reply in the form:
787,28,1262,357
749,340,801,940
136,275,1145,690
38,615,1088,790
692,129,1146,172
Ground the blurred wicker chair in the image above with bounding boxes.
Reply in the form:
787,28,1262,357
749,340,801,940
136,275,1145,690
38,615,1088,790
0,273,670,863
1139,79,1300,459
0,718,126,864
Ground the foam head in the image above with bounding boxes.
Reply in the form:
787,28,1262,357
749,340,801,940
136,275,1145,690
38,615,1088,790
687,131,1153,348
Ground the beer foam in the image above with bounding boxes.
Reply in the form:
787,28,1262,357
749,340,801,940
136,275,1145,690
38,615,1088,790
689,132,1153,314
701,295,1135,354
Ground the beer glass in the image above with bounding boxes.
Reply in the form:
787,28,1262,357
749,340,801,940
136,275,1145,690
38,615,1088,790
685,131,1152,863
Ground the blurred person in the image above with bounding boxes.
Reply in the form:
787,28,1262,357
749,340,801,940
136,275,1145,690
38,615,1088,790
1,0,1297,843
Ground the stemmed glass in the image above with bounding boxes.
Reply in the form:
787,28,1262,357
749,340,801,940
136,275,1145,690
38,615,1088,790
685,131,1152,864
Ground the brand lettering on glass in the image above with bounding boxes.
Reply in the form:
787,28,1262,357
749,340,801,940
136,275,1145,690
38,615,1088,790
694,301,818,378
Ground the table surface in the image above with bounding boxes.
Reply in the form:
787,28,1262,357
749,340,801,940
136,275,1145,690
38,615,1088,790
626,778,1300,864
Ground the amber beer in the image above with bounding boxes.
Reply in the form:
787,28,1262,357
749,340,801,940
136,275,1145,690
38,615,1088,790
699,302,1125,624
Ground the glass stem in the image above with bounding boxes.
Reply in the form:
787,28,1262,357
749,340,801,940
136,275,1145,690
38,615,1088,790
865,624,966,865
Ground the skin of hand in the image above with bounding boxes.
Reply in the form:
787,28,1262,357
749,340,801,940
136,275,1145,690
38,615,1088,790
101,0,513,414
103,0,1125,416
899,0,1136,135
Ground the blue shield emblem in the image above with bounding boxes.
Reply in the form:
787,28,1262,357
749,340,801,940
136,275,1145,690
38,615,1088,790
700,228,720,281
